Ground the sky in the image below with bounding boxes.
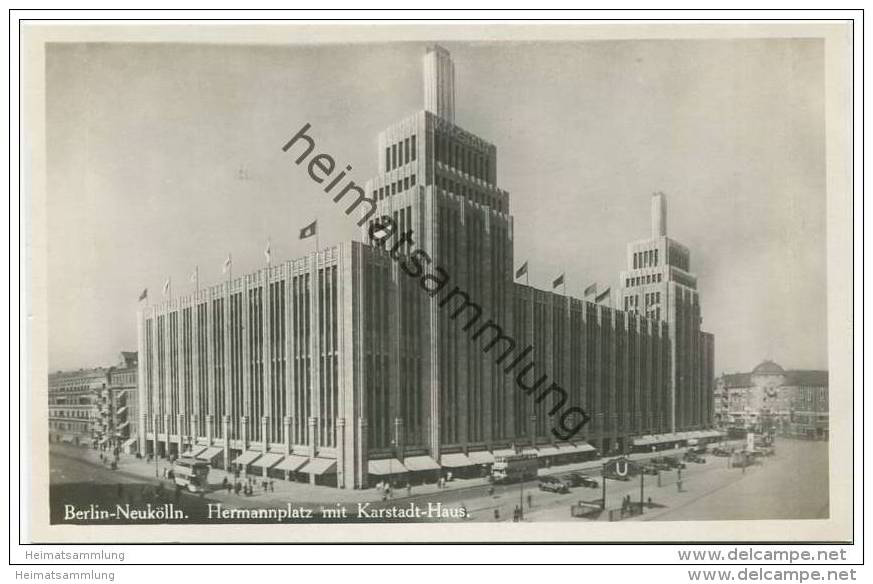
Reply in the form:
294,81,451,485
45,38,827,375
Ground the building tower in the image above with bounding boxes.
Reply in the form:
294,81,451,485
620,193,714,433
364,45,515,465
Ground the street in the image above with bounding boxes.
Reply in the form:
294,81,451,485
49,437,828,524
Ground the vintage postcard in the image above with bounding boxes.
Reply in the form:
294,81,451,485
21,21,855,544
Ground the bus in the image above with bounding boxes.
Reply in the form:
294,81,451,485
491,453,538,484
172,457,210,493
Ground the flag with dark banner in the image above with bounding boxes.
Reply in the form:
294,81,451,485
552,273,565,289
138,288,148,301
584,282,597,298
299,220,317,240
595,287,611,304
515,261,528,280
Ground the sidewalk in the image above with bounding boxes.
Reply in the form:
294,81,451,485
54,439,747,514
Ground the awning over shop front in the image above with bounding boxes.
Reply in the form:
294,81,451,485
250,453,283,469
233,450,263,466
403,455,440,472
521,447,538,456
274,455,309,472
122,437,137,448
61,435,75,443
570,442,596,453
117,421,130,429
468,450,495,464
537,446,561,456
633,433,686,447
368,458,407,475
301,457,337,475
440,453,473,468
196,446,224,462
491,448,517,457
115,406,128,416
184,445,207,458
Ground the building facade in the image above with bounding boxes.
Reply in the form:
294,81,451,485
48,367,108,447
137,46,717,488
107,352,139,452
48,352,140,450
714,360,829,439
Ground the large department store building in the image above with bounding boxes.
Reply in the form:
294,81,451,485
136,45,716,489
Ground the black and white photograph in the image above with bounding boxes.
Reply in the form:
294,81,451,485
18,17,857,554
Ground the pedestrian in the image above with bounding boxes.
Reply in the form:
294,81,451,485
494,509,500,521
406,483,412,497
527,493,532,509
488,485,495,497
269,480,274,492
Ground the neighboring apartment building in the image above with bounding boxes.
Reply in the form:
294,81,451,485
48,367,107,447
714,360,828,440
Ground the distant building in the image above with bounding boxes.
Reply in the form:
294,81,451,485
48,367,108,447
107,352,138,452
714,360,828,439
48,352,139,450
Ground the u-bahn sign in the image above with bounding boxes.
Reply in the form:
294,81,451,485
603,456,641,478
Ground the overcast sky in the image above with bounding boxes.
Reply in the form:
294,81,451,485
45,38,827,375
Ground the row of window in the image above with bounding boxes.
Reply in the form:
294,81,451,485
435,173,506,211
143,270,339,448
372,174,417,201
49,383,102,393
50,421,90,432
633,249,659,269
385,135,417,171
49,410,94,419
626,273,663,287
434,131,490,182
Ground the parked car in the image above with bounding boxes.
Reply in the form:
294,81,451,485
539,476,570,493
651,455,686,470
577,475,599,489
711,447,731,457
684,451,706,464
560,473,585,487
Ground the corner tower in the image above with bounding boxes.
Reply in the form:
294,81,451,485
363,46,515,465
620,193,714,433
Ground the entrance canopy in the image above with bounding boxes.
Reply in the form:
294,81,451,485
301,457,336,475
250,453,283,469
196,446,223,462
468,450,495,464
404,455,440,472
233,450,262,466
368,458,407,475
274,455,309,472
184,445,207,458
440,453,473,468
